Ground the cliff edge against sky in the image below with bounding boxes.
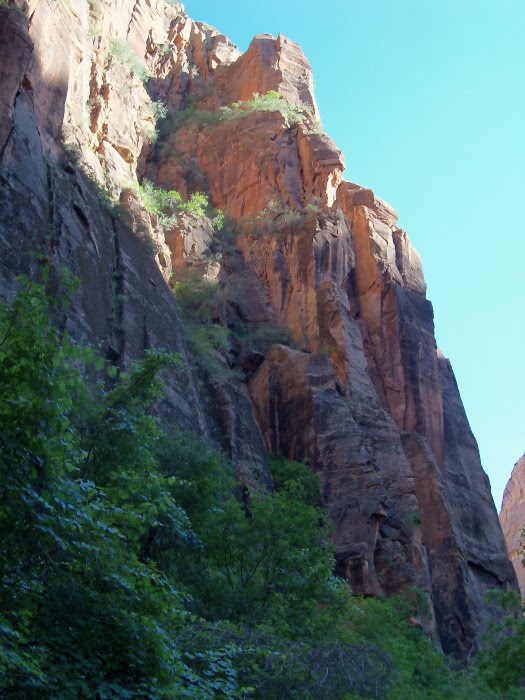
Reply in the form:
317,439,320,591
0,0,519,660
500,454,525,598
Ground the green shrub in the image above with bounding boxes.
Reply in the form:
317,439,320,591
476,590,525,693
0,277,242,698
173,274,238,383
109,39,149,82
252,200,306,236
2,277,523,699
234,321,293,354
169,90,318,133
138,180,223,231
171,105,223,129
269,457,320,507
220,90,313,127
181,191,209,216
151,100,168,121
212,219,240,253
139,179,183,215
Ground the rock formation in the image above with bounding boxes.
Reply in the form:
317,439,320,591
0,0,518,659
500,454,525,597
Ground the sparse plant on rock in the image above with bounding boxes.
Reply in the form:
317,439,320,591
167,90,317,134
173,273,239,383
137,180,223,232
252,200,306,236
220,90,313,127
332,207,347,222
109,39,149,82
151,100,168,121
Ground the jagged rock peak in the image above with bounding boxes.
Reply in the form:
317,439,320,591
500,454,525,597
218,32,320,120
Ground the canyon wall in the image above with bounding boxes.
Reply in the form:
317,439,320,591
500,454,525,598
0,0,518,658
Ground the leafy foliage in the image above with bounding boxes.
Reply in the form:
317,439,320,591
109,39,149,82
269,457,321,507
152,100,168,121
476,590,525,692
139,179,183,215
1,277,524,699
167,90,319,132
138,180,223,231
255,199,305,235
172,274,236,383
219,90,313,126
0,278,240,698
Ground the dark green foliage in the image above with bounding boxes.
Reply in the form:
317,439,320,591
200,625,395,700
269,456,320,506
0,278,242,698
1,277,524,699
173,274,234,382
476,590,525,693
187,478,335,629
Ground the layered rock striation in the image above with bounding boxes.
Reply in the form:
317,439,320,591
500,454,525,598
0,0,518,659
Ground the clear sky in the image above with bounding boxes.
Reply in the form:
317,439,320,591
184,0,525,509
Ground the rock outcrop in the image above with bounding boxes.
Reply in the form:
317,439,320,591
500,455,525,597
0,0,518,660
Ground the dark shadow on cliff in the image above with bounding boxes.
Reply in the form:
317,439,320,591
0,3,205,435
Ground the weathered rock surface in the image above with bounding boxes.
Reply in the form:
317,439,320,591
0,0,518,660
0,6,33,155
249,346,434,607
0,0,267,483
217,33,320,120
500,455,525,597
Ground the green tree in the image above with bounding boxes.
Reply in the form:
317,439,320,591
0,278,243,698
2,277,523,699
476,590,525,693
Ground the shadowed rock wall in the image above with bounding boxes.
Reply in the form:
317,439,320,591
0,0,518,659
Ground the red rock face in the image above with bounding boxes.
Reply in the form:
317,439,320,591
146,25,518,657
0,0,518,661
154,115,344,218
217,33,320,120
500,455,525,597
248,346,434,606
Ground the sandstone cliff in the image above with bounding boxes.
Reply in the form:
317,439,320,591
500,454,525,598
0,0,518,659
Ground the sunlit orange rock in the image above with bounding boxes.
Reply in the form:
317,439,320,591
500,454,525,598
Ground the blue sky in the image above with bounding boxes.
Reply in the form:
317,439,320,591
184,0,525,508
